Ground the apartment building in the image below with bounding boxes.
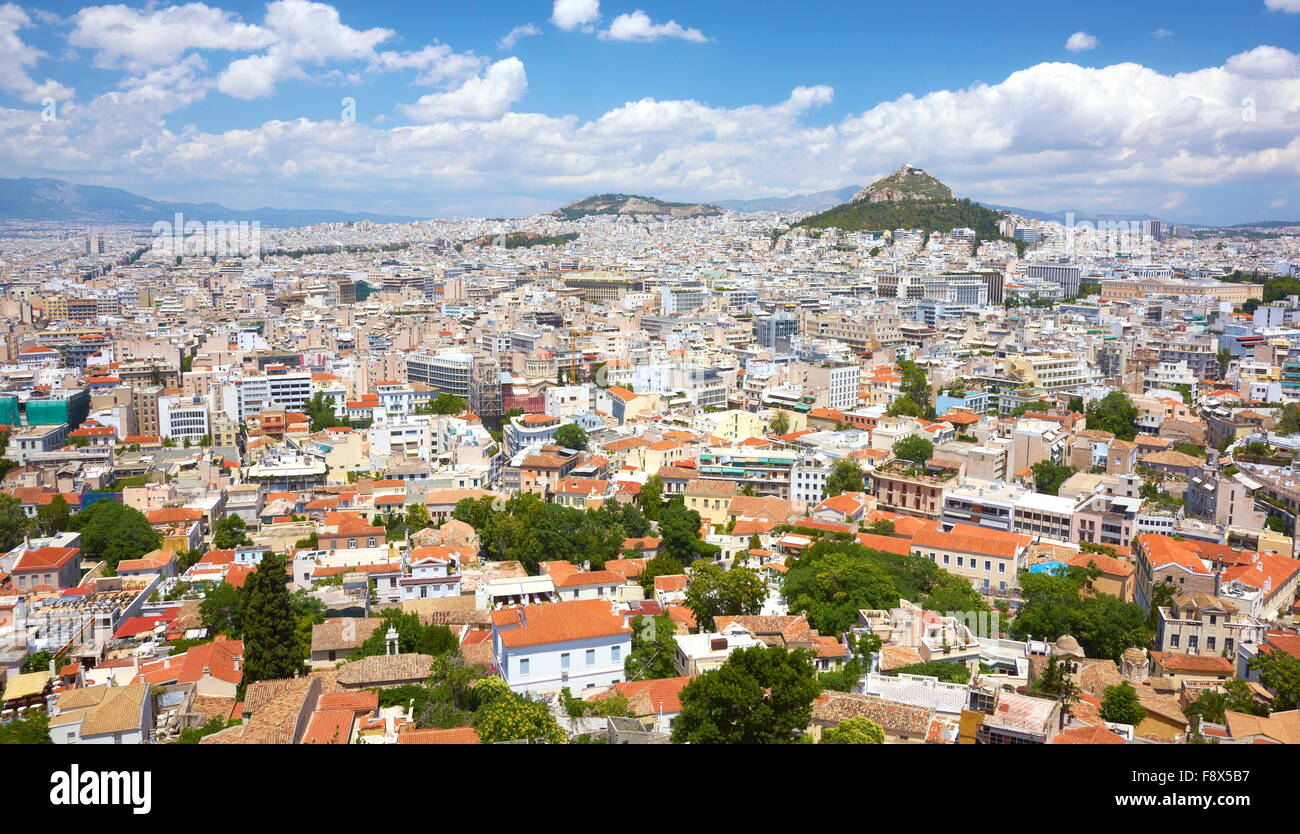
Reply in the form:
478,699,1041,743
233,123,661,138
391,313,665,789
910,525,1030,595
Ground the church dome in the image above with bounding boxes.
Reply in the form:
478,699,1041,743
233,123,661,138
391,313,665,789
1053,634,1083,657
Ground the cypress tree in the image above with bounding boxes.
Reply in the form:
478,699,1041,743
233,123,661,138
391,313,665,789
241,553,304,684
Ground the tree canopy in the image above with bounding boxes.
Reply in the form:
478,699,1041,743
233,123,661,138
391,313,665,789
672,646,822,744
1086,391,1139,441
823,458,865,497
892,434,934,464
241,553,304,684
821,716,885,744
683,562,767,631
553,423,589,451
69,501,162,575
1100,681,1147,726
1008,570,1151,661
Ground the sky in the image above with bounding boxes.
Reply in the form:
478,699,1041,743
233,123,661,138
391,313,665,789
1,0,1299,223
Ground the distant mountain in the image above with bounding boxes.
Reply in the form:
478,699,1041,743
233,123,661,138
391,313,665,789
0,177,424,226
714,186,862,214
976,202,1162,225
795,165,1006,239
850,165,954,204
550,193,722,220
1225,220,1300,229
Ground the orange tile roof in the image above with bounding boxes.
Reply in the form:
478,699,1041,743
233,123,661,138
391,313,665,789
490,599,631,648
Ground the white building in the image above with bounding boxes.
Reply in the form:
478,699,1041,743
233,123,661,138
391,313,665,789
222,370,313,421
158,393,210,441
491,600,633,695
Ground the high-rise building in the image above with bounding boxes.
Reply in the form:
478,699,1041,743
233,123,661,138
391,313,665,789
1024,263,1082,299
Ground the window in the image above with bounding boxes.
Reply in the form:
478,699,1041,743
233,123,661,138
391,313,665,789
1188,635,1199,652
519,658,529,676
560,653,570,670
984,560,992,572
611,645,621,663
1169,634,1180,647
368,537,377,548
998,562,1006,573
1225,638,1234,653
1207,637,1216,651
586,649,596,666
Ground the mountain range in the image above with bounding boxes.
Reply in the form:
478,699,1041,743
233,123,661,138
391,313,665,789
0,177,424,226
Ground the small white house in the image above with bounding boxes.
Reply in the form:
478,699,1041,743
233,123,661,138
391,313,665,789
491,600,633,696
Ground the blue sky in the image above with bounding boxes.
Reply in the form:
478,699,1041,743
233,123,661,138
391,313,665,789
2,0,1299,222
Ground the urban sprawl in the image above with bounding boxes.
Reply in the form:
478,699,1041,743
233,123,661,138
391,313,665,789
1,175,1299,747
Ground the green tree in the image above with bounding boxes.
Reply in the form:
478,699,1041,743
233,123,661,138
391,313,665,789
683,562,767,631
1031,460,1077,496
1276,404,1300,436
897,360,934,419
892,434,934,464
174,716,237,744
769,410,791,435
866,519,895,536
821,716,885,744
0,493,31,552
406,503,430,530
888,661,972,684
304,392,339,432
639,553,686,596
199,581,244,637
213,514,255,549
783,549,900,634
426,393,468,415
21,650,55,673
1086,391,1140,440
554,423,589,451
241,553,305,684
639,474,665,521
1100,681,1147,726
1067,395,1085,413
1215,349,1233,381
1249,649,1300,710
474,693,566,744
69,501,161,575
624,615,681,681
0,711,52,744
823,458,865,497
1009,571,1152,661
352,609,458,660
672,645,822,744
34,494,72,537
659,498,706,564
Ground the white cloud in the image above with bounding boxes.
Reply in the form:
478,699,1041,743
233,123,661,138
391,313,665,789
1065,32,1099,51
371,44,485,86
69,3,274,71
1224,45,1300,79
401,57,527,121
1154,28,1174,38
601,10,707,43
7,28,1300,220
498,23,540,50
552,0,600,31
1265,0,1300,12
0,3,74,102
216,0,394,98
1271,197,1288,208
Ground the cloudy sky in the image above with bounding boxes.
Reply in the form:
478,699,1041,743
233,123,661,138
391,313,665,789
2,0,1299,222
